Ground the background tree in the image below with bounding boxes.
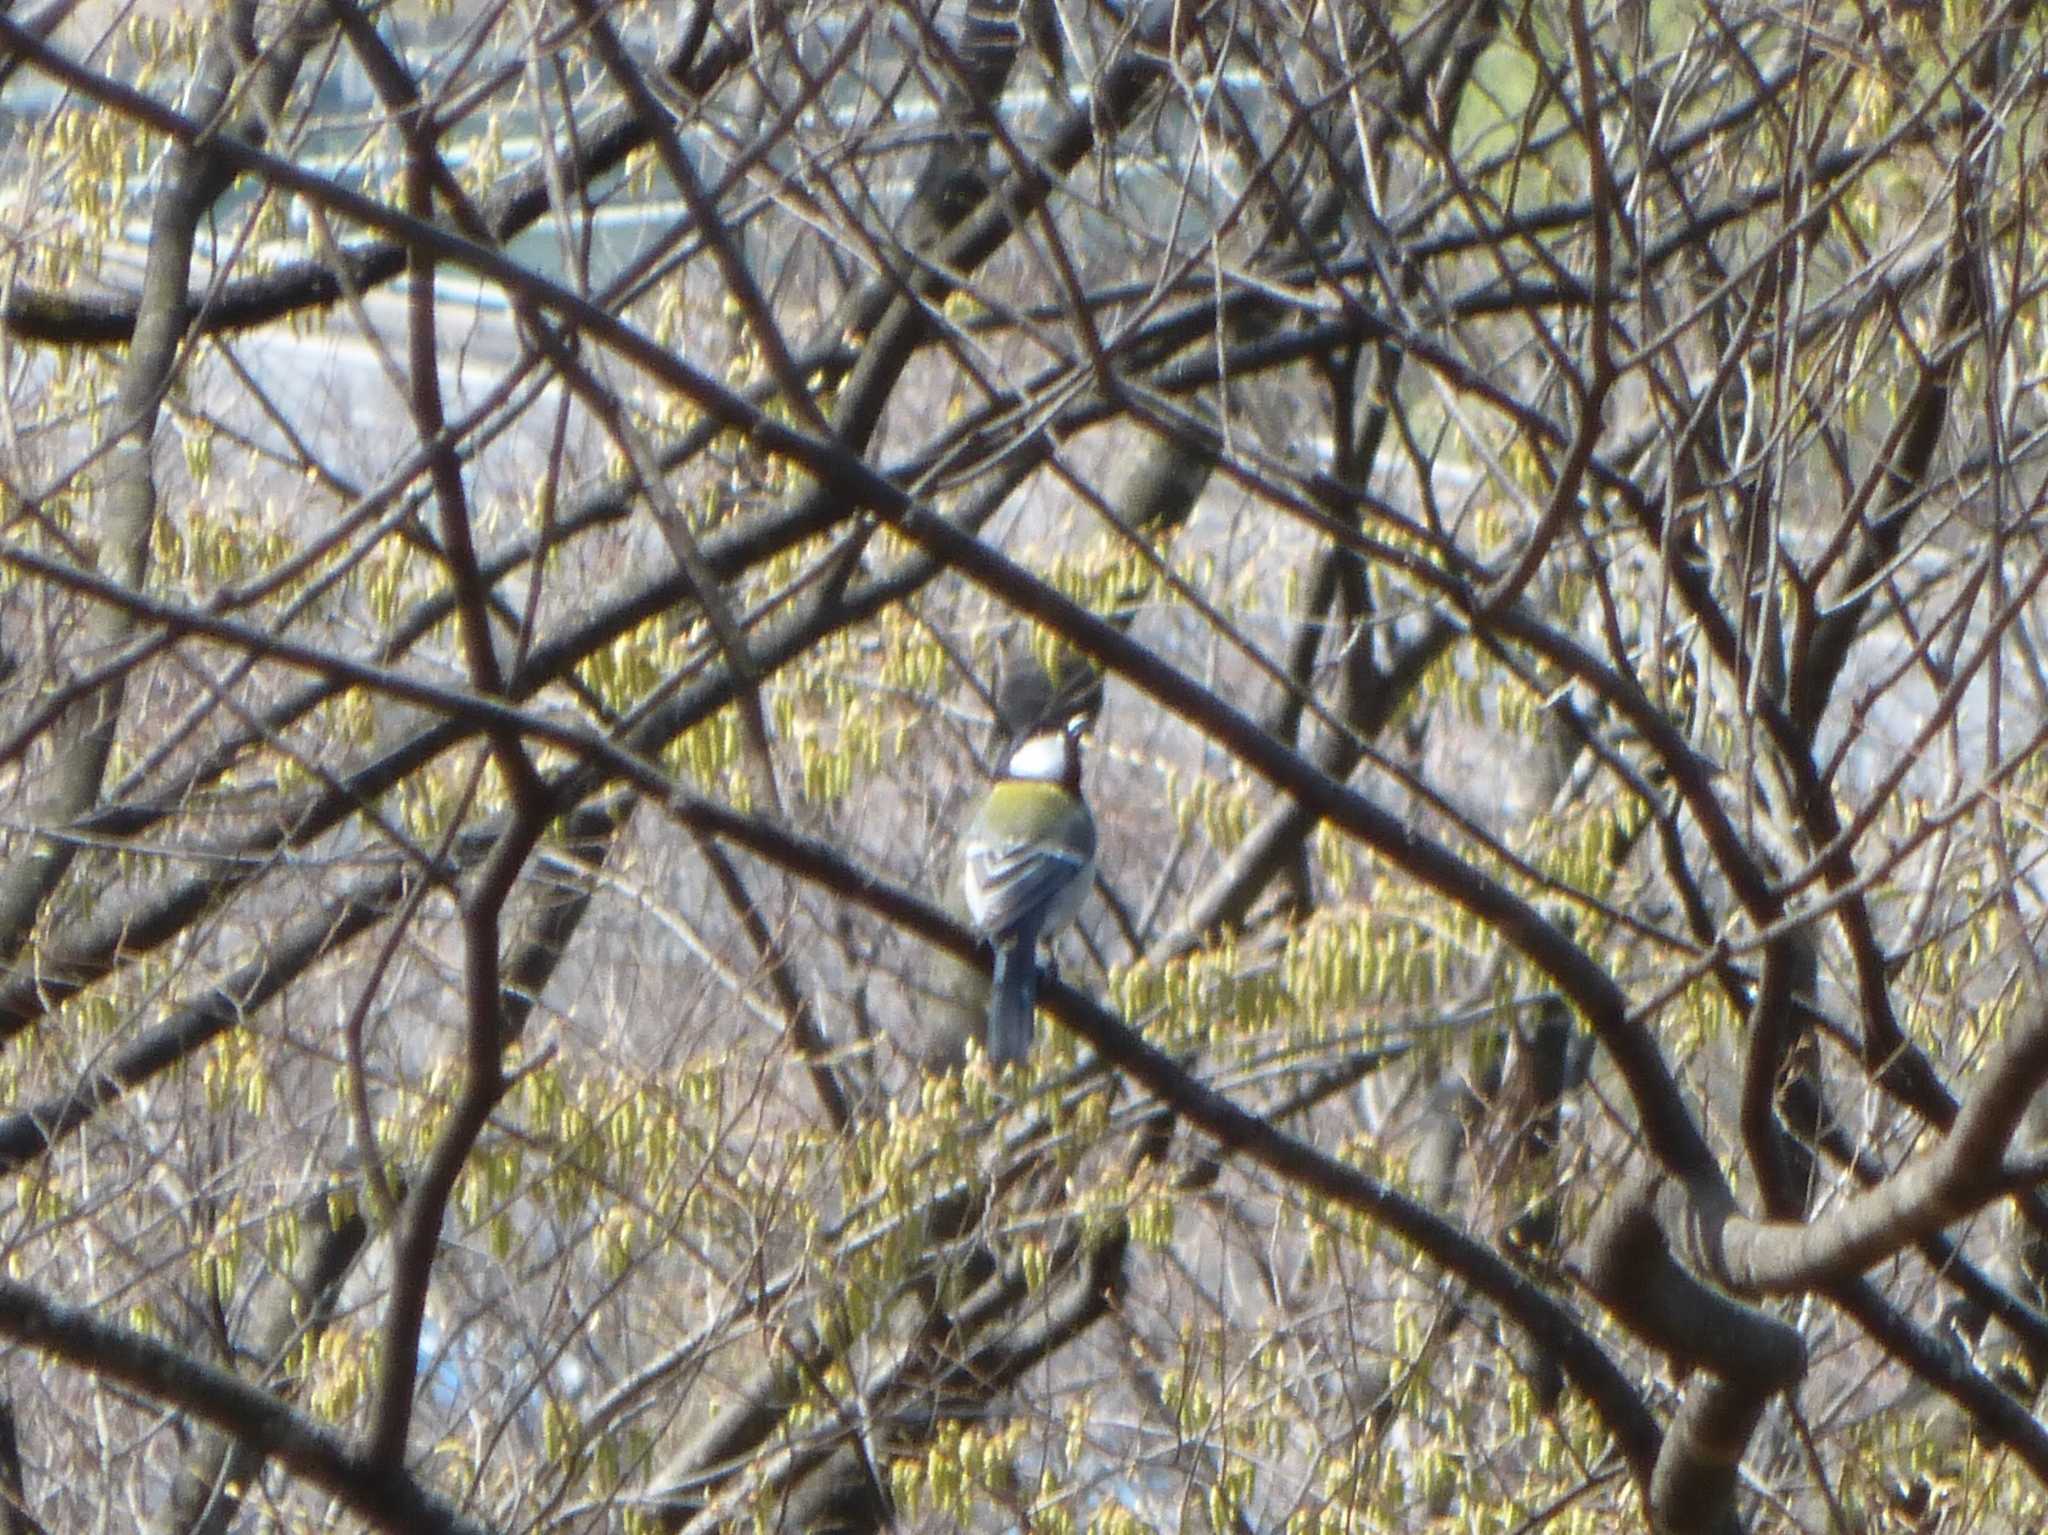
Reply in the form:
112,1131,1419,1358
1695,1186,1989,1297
0,0,2046,1531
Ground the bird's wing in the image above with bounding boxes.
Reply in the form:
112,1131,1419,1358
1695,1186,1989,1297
964,837,1089,938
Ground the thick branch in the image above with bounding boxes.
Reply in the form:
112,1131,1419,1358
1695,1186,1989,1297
0,1282,489,1535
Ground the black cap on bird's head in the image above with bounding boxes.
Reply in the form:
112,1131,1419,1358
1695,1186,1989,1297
989,639,1102,757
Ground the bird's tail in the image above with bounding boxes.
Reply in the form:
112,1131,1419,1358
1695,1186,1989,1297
986,937,1040,1068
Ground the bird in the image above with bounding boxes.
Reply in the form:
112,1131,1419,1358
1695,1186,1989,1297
961,712,1096,1067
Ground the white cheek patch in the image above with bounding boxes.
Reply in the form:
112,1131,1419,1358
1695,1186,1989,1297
1006,732,1067,781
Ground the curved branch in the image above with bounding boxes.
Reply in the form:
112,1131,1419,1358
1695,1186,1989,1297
0,1281,491,1535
